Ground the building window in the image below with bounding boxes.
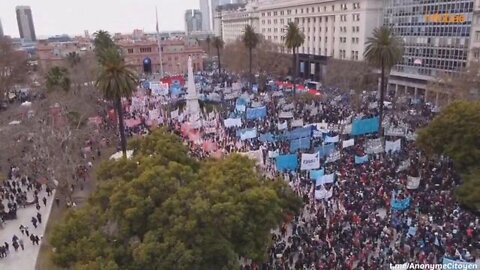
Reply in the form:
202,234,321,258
140,47,152,53
353,3,360,9
352,14,360,21
127,48,133,54
476,31,480,41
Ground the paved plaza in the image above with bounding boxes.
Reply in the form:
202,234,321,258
0,184,55,270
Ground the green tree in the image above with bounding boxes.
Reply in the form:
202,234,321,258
95,47,137,157
45,66,71,92
284,22,304,78
66,51,81,68
50,129,302,270
364,26,404,134
242,25,259,87
417,101,480,171
455,167,480,210
93,30,117,64
213,37,224,75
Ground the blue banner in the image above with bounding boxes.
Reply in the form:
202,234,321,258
259,132,276,143
352,117,380,136
170,83,183,96
239,128,257,140
391,197,411,211
246,106,267,120
355,154,369,164
290,137,311,153
310,169,324,181
282,127,312,141
316,144,335,158
236,96,250,106
275,154,298,172
236,104,246,112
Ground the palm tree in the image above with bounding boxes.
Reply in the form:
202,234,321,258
242,25,259,87
93,30,117,64
45,66,71,92
206,35,211,56
364,26,404,134
95,48,137,157
213,37,224,75
66,52,81,68
284,22,305,79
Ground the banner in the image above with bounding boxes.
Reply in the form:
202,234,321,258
316,173,335,185
251,101,263,108
397,159,410,172
204,120,216,127
326,151,341,163
259,133,276,143
205,127,216,134
300,153,320,170
149,81,169,95
342,138,355,148
391,197,411,211
278,111,294,119
282,103,295,111
291,119,304,127
268,149,279,158
317,144,336,158
406,132,418,141
236,104,246,112
239,149,264,166
355,155,369,164
385,127,405,137
315,185,333,200
224,118,242,128
313,130,323,138
366,138,384,154
310,169,324,181
385,139,402,153
239,128,257,140
325,135,339,144
275,154,298,172
407,176,421,189
171,109,179,119
351,117,380,136
284,127,312,140
290,137,311,153
277,121,288,130
246,106,267,120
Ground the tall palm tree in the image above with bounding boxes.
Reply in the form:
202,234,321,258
242,25,259,87
213,37,224,75
284,22,305,79
93,30,117,64
45,66,71,92
66,52,81,68
364,26,404,134
206,35,211,56
95,48,137,157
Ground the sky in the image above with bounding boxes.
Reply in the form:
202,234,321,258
0,0,199,38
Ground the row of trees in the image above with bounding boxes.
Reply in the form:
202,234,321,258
50,129,302,269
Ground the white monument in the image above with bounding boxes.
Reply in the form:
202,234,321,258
186,56,201,125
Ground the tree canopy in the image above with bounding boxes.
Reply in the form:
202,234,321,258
417,101,480,209
50,129,302,270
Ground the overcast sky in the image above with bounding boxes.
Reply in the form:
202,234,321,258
0,0,199,38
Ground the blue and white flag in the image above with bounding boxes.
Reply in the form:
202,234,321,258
325,135,339,143
355,154,369,164
310,169,324,181
239,128,257,140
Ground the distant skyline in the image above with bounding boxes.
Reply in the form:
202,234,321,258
0,0,199,38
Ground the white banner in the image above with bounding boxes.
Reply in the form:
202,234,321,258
205,127,216,134
385,127,405,137
268,149,279,158
277,121,288,130
282,103,295,111
278,111,294,119
291,119,304,127
342,124,352,135
224,118,242,128
301,152,320,170
326,151,341,163
366,138,384,154
407,175,421,189
325,135,339,143
315,185,333,200
342,138,355,148
385,139,402,153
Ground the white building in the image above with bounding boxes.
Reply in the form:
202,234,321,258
221,3,260,43
200,0,211,32
257,0,383,61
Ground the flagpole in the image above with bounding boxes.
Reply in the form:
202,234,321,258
156,7,164,78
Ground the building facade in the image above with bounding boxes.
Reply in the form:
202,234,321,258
200,0,212,32
118,39,205,75
36,40,94,71
0,19,4,37
221,3,260,43
16,6,36,42
185,9,203,34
